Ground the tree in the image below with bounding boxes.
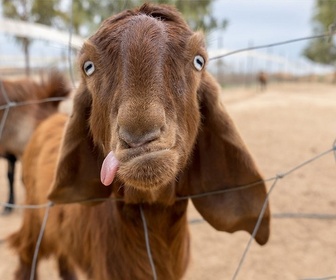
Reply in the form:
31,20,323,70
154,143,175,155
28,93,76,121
303,0,336,69
61,0,140,36
65,0,226,37
1,0,65,76
173,0,227,32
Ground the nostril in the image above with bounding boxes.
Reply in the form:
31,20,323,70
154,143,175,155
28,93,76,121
119,127,161,148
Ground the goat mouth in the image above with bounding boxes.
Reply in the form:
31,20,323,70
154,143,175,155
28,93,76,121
116,148,179,190
117,146,173,162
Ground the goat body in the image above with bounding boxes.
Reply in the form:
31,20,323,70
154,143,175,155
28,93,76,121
9,4,270,279
11,114,190,278
257,71,267,91
0,71,70,213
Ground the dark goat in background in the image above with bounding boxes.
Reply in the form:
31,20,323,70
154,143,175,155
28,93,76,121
0,71,71,213
257,71,267,91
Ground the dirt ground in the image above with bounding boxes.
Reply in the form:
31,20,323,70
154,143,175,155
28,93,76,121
0,82,335,280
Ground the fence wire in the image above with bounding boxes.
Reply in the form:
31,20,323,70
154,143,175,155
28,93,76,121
0,3,336,280
0,137,335,280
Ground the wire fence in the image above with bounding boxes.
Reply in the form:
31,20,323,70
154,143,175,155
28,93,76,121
0,132,335,279
0,2,336,280
0,138,335,280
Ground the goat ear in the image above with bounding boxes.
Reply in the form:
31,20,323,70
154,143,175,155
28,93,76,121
48,84,112,204
182,73,270,245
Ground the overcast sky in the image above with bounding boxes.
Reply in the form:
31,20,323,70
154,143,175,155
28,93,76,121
209,0,316,60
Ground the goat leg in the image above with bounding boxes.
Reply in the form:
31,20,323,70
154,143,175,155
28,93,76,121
14,257,38,280
3,153,16,214
58,255,78,280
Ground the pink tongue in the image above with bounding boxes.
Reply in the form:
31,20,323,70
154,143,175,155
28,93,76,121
100,151,119,186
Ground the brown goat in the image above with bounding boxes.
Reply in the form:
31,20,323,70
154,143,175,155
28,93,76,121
257,71,267,91
0,71,71,213
9,4,270,279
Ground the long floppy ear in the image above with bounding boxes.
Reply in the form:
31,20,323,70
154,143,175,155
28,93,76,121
48,84,112,204
182,73,270,245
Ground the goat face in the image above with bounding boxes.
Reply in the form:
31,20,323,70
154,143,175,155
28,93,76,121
80,10,205,194
49,4,270,244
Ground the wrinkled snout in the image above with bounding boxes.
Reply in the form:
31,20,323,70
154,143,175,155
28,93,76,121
119,126,161,148
117,101,166,149
112,97,179,191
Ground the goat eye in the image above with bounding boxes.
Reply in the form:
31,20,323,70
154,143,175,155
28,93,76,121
193,55,205,71
83,61,95,76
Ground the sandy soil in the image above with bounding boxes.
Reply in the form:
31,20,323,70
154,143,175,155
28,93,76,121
0,82,335,280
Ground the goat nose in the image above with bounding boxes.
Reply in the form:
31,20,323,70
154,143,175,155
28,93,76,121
119,126,161,148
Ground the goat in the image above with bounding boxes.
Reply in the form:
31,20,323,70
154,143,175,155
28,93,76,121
0,71,71,214
257,71,267,92
9,4,270,279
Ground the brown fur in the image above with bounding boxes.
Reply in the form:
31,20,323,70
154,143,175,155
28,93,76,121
9,4,270,280
0,71,71,157
0,71,71,212
258,71,267,91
